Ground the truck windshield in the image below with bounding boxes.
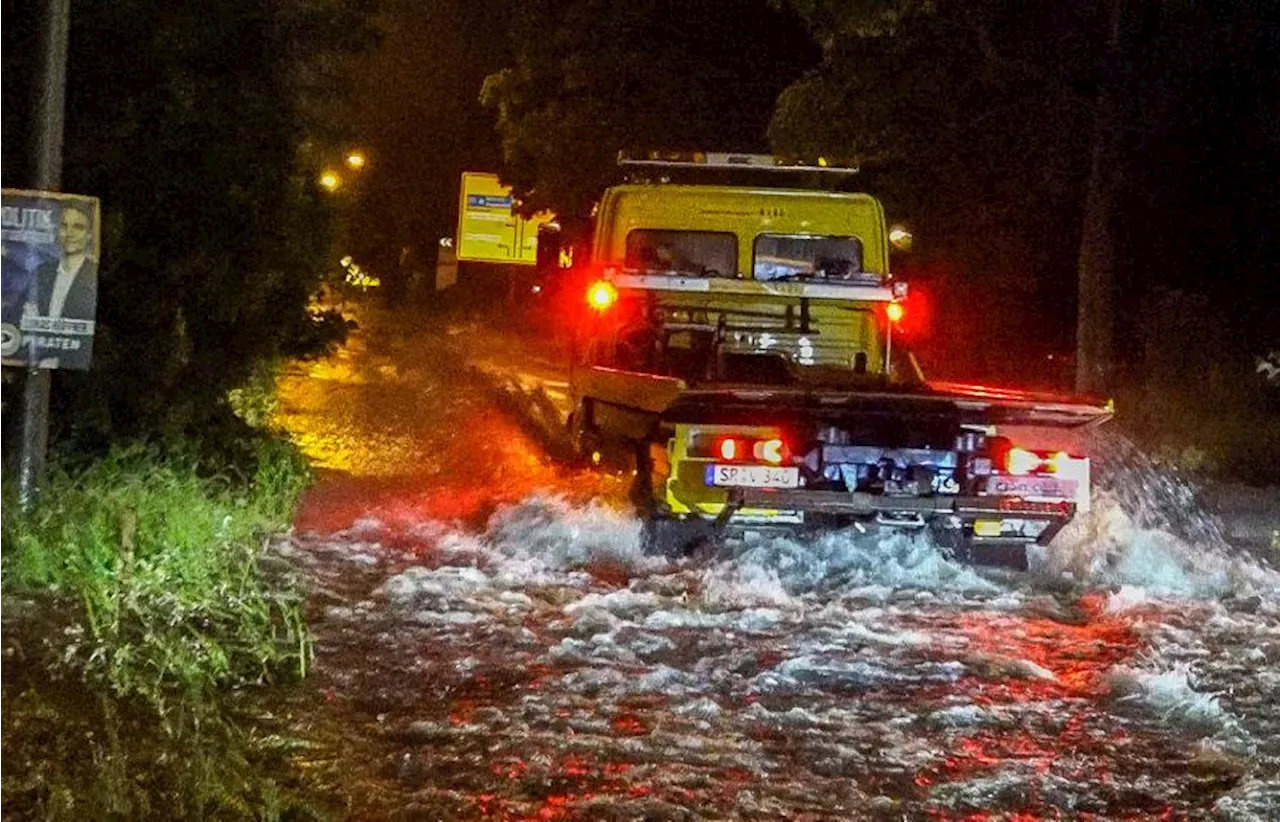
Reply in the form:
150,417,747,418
625,230,737,278
753,234,864,281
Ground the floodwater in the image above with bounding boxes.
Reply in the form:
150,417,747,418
270,304,1280,821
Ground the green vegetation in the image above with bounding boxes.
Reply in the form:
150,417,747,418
1,438,318,821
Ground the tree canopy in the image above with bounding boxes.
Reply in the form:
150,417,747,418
769,0,1279,379
481,0,819,222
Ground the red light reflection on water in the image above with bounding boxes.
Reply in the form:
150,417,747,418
291,409,617,535
912,592,1178,818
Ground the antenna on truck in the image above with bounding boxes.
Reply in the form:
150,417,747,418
617,150,860,175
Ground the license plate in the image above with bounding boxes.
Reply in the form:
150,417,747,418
705,464,800,489
986,475,1077,499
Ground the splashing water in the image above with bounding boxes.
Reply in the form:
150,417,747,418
1034,427,1280,599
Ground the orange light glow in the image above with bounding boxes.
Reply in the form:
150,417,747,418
1045,450,1070,474
1005,446,1042,475
586,280,617,311
886,302,905,324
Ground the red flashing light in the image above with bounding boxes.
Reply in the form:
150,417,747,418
587,280,617,311
886,302,905,324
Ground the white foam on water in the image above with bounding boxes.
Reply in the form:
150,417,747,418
728,528,1004,598
752,655,965,694
565,589,662,619
1109,663,1230,733
674,696,723,721
923,703,998,729
644,609,730,630
375,565,491,605
484,494,655,572
1105,584,1152,613
700,561,796,609
1040,493,1280,599
1213,779,1280,821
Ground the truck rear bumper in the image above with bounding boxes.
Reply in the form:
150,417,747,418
728,488,1073,520
722,488,1074,546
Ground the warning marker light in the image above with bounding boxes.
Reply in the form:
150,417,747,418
886,302,905,324
587,280,617,311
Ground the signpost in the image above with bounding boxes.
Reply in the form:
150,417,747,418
455,172,554,265
11,0,73,509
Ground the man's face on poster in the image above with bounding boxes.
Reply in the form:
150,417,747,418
60,207,91,257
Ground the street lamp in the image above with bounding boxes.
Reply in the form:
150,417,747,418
319,170,341,191
345,150,367,170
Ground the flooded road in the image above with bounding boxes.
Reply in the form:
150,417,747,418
271,304,1280,820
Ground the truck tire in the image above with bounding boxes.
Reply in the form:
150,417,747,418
568,401,604,467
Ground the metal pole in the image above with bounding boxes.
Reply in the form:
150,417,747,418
1075,0,1125,395
18,0,71,509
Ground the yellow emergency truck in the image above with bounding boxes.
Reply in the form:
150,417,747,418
566,152,1111,567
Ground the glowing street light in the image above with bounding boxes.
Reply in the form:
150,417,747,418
345,150,367,170
319,170,341,191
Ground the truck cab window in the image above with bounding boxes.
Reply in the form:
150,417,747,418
625,230,737,278
753,235,864,282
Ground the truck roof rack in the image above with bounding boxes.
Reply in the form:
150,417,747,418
618,150,859,175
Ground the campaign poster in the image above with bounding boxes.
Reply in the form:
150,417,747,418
1,189,100,370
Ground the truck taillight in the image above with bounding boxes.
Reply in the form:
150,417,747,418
755,438,787,465
694,434,789,465
991,439,1082,477
1004,446,1042,476
587,280,617,311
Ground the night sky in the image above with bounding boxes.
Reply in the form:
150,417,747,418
342,0,820,262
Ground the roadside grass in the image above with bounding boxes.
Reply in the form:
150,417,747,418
1,437,321,820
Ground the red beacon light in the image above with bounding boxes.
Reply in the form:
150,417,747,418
886,301,905,324
586,280,618,311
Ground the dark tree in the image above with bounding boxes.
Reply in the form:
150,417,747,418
2,0,377,454
482,0,819,222
771,0,1279,391
771,0,1103,383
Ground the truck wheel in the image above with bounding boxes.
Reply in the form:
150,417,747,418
568,402,604,467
